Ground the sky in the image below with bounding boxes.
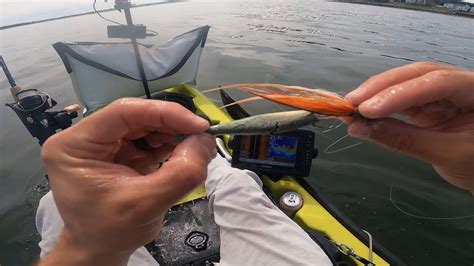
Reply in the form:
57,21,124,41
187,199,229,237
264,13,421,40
1,0,473,27
0,0,169,27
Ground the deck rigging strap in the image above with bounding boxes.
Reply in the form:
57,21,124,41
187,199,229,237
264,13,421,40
331,241,375,266
131,40,151,99
122,3,151,99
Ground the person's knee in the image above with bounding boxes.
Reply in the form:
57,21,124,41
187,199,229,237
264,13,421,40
38,191,54,209
36,192,55,228
36,191,65,257
36,191,63,233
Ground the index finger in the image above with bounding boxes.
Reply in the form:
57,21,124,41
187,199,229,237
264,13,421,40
357,69,474,119
345,62,459,105
74,98,209,143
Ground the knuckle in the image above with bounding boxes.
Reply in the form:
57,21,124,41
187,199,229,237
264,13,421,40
453,134,474,163
161,101,186,113
411,61,439,69
388,133,414,154
430,69,454,80
40,135,61,162
112,97,136,106
146,100,182,114
176,161,207,185
109,97,148,111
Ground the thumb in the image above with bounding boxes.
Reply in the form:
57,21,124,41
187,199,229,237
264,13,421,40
348,118,452,164
139,133,216,209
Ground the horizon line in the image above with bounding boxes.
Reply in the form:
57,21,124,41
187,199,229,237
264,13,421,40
0,0,186,31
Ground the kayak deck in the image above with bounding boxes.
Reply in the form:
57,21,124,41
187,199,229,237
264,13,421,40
167,84,393,266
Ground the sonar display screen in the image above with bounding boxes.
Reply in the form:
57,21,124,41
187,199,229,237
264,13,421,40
239,135,298,167
268,135,298,163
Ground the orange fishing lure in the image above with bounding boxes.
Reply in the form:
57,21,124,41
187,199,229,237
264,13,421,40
205,83,355,117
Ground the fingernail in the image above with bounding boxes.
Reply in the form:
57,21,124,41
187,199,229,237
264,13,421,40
196,133,216,156
346,83,366,99
179,134,214,159
348,121,372,140
360,95,381,109
192,114,210,127
345,90,359,102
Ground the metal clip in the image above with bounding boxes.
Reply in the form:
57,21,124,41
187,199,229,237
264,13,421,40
331,240,375,266
363,229,374,265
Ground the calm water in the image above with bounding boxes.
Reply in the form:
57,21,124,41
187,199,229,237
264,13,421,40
0,1,473,265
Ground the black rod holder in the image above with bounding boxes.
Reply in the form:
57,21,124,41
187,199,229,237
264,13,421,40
115,0,151,99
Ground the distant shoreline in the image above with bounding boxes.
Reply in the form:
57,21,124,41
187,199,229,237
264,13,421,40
0,1,184,31
333,0,474,18
2,0,471,31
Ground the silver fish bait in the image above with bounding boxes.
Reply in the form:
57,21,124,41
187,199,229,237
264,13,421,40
207,110,319,136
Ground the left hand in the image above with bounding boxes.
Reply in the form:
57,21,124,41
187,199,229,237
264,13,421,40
39,98,216,266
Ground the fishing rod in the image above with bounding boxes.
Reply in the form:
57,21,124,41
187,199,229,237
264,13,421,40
2,56,80,145
1,56,21,101
1,56,17,87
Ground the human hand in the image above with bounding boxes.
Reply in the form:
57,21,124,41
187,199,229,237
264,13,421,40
345,62,474,193
39,98,216,266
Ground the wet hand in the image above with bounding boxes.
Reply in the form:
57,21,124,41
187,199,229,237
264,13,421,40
39,98,216,266
345,62,474,193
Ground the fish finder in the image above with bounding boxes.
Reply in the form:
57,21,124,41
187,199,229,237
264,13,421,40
231,130,318,179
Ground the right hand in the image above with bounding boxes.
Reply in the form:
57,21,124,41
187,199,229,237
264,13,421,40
40,98,216,266
345,62,474,193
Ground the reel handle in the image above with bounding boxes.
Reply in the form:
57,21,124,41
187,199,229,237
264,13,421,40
10,85,22,102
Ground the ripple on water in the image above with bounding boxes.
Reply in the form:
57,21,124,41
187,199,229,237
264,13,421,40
247,23,305,34
379,54,416,62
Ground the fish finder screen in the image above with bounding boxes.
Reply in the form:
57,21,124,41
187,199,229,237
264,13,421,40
239,135,298,167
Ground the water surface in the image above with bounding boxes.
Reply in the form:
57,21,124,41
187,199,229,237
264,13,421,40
0,1,473,265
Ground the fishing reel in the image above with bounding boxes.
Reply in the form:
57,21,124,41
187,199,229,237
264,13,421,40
2,56,79,146
6,89,79,145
